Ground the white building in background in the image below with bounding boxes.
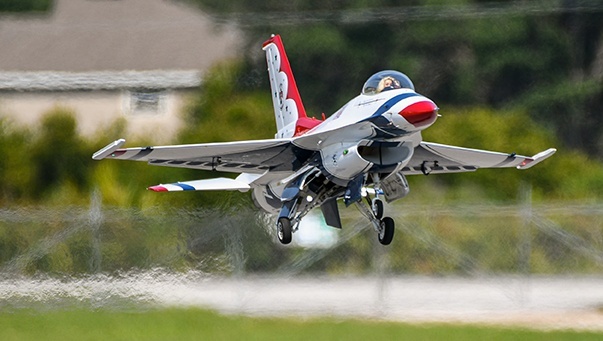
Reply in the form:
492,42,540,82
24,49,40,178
0,0,240,141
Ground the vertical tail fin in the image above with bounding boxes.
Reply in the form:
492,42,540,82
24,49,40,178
263,34,311,138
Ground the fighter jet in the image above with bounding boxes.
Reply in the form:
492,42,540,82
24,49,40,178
93,34,556,245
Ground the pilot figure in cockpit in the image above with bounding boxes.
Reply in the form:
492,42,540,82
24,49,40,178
377,76,402,93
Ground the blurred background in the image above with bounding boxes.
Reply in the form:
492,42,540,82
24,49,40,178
1,0,603,326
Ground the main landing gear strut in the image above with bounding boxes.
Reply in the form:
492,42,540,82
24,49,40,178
276,199,394,246
274,170,396,246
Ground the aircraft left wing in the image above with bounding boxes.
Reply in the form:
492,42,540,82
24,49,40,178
403,141,556,175
92,138,297,174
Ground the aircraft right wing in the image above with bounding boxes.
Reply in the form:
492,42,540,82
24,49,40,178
92,138,300,174
403,141,556,175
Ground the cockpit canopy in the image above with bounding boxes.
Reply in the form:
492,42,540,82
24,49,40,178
362,70,415,95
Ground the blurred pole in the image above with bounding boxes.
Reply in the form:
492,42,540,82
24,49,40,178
225,209,245,278
518,182,532,305
519,182,532,274
89,188,103,273
372,208,390,314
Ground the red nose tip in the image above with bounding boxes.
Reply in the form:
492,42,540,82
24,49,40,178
399,101,438,127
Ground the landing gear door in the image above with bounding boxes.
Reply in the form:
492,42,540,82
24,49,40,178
320,198,342,229
381,172,410,203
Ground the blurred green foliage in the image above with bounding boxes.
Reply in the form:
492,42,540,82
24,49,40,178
1,61,600,207
2,58,603,275
0,0,52,12
180,61,276,143
188,0,603,159
31,109,89,201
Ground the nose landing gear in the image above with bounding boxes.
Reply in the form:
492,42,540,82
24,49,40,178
372,197,384,219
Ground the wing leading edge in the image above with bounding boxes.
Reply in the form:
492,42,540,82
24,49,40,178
403,141,556,175
92,138,296,174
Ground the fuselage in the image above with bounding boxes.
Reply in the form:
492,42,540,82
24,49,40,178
290,89,438,183
294,89,438,149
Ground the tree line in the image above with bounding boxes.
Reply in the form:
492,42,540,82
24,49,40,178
0,0,51,13
1,61,601,207
188,0,603,158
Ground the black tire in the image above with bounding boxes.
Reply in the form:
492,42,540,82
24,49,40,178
277,217,292,245
372,198,384,220
378,217,395,245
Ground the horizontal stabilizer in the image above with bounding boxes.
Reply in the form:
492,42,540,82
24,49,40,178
148,173,263,193
517,148,557,170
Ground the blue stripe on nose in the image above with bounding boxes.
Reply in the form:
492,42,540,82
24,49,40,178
365,93,420,121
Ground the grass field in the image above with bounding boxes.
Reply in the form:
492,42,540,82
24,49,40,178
0,308,602,341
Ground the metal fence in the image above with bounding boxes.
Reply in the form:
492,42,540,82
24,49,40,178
1,189,603,278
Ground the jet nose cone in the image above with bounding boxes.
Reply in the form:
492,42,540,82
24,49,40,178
399,100,439,128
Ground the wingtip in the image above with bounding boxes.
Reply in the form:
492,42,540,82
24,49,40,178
92,138,126,160
148,185,168,192
517,148,556,170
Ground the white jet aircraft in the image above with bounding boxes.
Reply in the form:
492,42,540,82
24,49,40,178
93,34,556,245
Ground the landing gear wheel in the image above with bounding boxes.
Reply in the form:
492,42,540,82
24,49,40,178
277,217,292,245
372,198,384,219
378,217,395,245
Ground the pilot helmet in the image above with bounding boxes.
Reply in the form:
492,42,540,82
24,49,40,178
362,70,414,95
